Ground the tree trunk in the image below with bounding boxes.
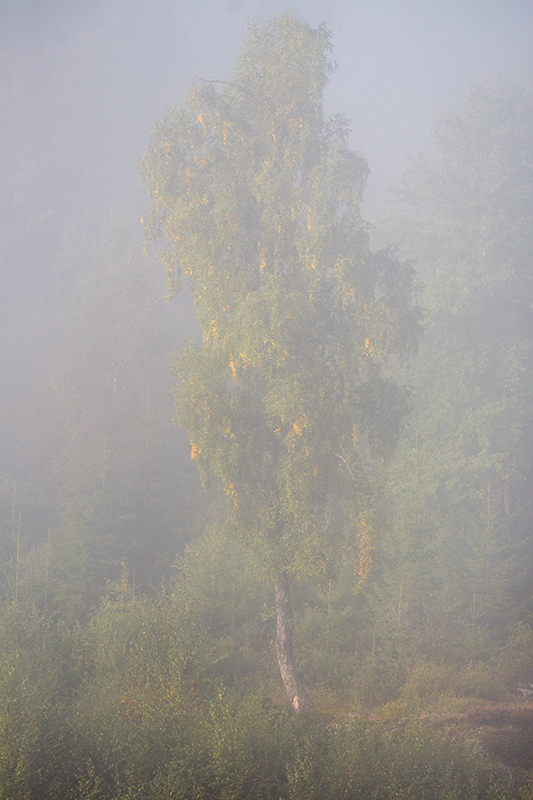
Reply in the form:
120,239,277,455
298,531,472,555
274,572,310,712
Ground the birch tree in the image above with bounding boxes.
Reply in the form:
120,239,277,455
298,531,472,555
140,15,419,710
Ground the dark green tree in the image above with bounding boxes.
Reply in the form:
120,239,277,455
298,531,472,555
385,80,533,654
50,220,190,611
140,15,419,709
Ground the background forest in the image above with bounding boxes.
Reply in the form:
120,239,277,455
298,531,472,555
1,4,533,800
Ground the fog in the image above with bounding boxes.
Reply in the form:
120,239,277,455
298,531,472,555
0,0,531,538
1,2,533,792
2,0,533,305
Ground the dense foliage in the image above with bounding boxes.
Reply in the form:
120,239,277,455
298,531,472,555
382,79,533,662
0,571,521,800
139,13,420,709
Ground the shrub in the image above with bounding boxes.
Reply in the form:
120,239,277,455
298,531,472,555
285,716,503,800
380,660,510,719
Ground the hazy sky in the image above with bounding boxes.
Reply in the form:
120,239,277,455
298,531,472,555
1,0,533,301
0,0,532,532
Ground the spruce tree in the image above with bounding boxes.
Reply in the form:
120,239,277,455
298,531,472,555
387,81,533,648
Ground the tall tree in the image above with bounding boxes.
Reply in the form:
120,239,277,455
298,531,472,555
385,81,533,651
140,15,419,710
51,220,191,611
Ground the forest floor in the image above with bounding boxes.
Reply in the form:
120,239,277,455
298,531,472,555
434,699,533,778
373,698,533,785
309,689,533,786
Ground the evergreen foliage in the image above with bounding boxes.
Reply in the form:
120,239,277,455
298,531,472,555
53,221,190,596
383,79,533,658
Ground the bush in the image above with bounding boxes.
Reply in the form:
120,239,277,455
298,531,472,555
496,623,533,687
379,660,510,719
284,716,503,800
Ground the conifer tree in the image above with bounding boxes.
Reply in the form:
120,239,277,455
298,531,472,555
140,15,419,710
386,81,533,647
52,221,187,608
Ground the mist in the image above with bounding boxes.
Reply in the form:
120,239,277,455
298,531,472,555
1,1,533,796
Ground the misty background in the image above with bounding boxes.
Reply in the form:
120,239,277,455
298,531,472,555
3,0,533,296
1,0,533,579
2,4,533,795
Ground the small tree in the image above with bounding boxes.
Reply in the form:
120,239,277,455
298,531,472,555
140,15,419,710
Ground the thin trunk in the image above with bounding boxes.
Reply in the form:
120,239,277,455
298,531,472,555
398,581,403,630
14,512,21,604
326,578,331,652
44,528,51,602
274,572,310,712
